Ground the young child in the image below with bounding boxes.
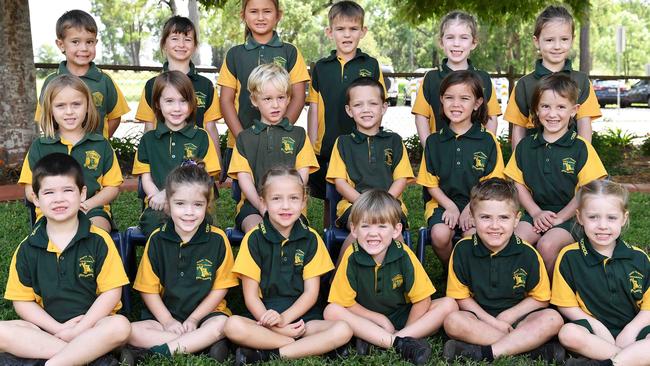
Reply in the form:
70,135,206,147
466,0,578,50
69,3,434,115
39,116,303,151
326,77,414,258
224,167,353,365
307,0,386,201
128,161,238,362
417,71,504,268
218,0,310,180
325,189,458,365
135,16,222,159
552,180,650,366
443,178,565,363
133,71,221,237
20,74,123,233
505,5,601,148
0,153,131,365
412,11,501,145
504,73,607,275
36,10,129,138
227,63,318,233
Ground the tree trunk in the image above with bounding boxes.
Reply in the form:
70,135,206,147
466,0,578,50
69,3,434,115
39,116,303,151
579,8,591,73
0,0,37,168
189,0,201,65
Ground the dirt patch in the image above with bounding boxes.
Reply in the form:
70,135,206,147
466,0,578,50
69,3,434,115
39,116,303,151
611,156,650,183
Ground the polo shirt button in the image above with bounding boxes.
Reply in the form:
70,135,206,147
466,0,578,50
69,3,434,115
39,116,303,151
172,142,175,146
261,46,265,49
180,271,184,276
456,148,460,151
456,161,460,165
283,257,287,262
545,158,549,162
172,155,176,158
60,256,64,260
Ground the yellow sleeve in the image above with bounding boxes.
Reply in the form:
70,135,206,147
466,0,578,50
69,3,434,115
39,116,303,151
503,84,530,128
133,235,162,294
377,67,387,98
94,229,129,293
106,78,130,120
411,72,431,117
405,246,435,303
392,143,415,182
295,134,320,174
576,81,602,121
503,148,525,185
641,290,650,311
415,154,439,188
327,245,357,307
211,228,239,289
4,242,37,301
303,229,334,279
487,84,502,116
217,59,238,89
34,102,43,123
550,247,580,308
526,245,551,302
227,143,252,179
325,140,349,183
18,152,33,186
201,130,221,176
288,48,310,84
100,150,124,187
203,87,222,122
306,79,319,104
446,246,471,299
132,149,151,175
135,88,155,123
481,131,505,180
576,138,607,187
231,231,262,282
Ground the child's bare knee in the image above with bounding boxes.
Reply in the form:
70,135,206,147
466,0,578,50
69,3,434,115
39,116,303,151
204,316,227,338
331,320,353,340
434,297,459,314
223,316,247,340
106,315,131,343
443,311,468,337
323,303,345,321
558,324,586,349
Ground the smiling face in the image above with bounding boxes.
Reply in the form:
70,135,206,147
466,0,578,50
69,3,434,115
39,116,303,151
536,89,577,142
440,20,476,69
326,16,366,60
51,86,87,137
168,183,208,242
251,82,289,125
441,82,482,130
56,27,97,73
163,31,196,63
242,0,281,41
159,85,190,131
577,195,628,254
351,219,402,264
345,84,387,135
261,175,306,238
533,19,573,71
34,175,86,224
472,198,520,252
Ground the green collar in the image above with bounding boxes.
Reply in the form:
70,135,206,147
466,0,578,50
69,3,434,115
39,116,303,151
531,128,577,148
258,213,309,243
251,117,293,134
579,237,634,266
28,212,91,250
351,240,406,267
158,218,212,245
154,121,198,139
162,61,198,79
471,234,523,258
244,31,283,50
41,132,104,145
350,127,392,143
58,61,102,82
533,58,573,79
439,122,485,142
323,48,367,62
439,58,476,76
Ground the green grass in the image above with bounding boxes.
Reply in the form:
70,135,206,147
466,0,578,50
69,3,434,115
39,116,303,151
2,187,649,365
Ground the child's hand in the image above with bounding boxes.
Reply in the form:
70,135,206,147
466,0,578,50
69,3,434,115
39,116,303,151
58,315,83,332
489,318,513,334
55,325,83,342
459,206,474,232
163,318,184,335
275,320,306,339
375,314,396,334
182,317,199,333
258,309,282,328
442,206,460,229
79,202,90,213
148,191,167,211
533,211,556,233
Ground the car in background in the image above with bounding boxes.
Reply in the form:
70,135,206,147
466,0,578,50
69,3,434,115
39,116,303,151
623,79,650,107
593,79,628,107
381,65,398,106
403,68,434,106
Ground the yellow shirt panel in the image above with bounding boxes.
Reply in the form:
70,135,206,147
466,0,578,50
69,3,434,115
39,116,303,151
306,80,318,104
295,135,320,174
210,227,239,290
404,245,436,303
133,234,163,294
18,152,33,186
327,245,358,307
503,86,530,128
446,246,471,300
204,88,223,122
576,137,607,188
523,241,551,302
132,150,151,175
486,84,502,117
302,228,334,279
481,131,505,181
106,78,131,120
226,143,253,180
415,154,440,188
503,148,525,185
288,50,311,84
232,231,262,283
202,132,221,177
101,150,124,187
576,82,602,121
325,140,348,184
135,88,155,123
217,61,238,89
93,227,130,293
4,241,37,301
550,244,581,308
392,144,415,182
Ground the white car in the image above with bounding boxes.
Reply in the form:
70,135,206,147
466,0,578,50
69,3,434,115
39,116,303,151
381,65,399,106
403,68,434,106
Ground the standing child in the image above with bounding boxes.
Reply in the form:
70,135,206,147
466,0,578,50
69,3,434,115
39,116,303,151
20,74,123,233
412,11,501,145
417,71,504,268
227,64,318,233
133,71,220,237
443,178,565,364
1,153,131,365
325,190,458,365
224,167,352,365
553,181,650,365
504,73,607,275
128,162,238,362
505,5,601,148
36,10,130,138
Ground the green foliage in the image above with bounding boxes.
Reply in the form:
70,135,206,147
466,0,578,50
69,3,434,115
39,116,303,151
110,133,141,175
591,128,638,175
35,44,60,78
498,134,513,164
403,134,423,166
640,135,650,157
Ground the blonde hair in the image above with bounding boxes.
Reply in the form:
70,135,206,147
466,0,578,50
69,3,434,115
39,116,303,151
349,189,402,227
576,180,628,214
258,165,307,199
39,74,99,138
247,63,291,100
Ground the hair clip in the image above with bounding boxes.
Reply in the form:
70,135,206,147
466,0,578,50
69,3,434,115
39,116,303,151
181,159,198,167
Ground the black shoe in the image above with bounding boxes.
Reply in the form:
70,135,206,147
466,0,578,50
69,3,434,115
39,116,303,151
114,346,135,366
324,342,351,360
89,353,119,366
208,338,230,362
355,337,370,356
122,346,152,364
527,341,566,363
0,353,45,366
234,347,270,366
565,357,603,366
442,339,483,362
393,337,431,365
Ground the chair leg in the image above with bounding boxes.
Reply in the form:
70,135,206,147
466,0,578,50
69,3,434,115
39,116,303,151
417,227,428,263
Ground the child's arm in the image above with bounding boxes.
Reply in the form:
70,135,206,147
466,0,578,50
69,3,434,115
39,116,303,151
334,178,360,203
514,182,555,233
278,276,319,325
387,177,407,200
404,296,432,327
240,275,272,321
428,187,461,229
237,172,264,214
552,197,579,227
107,118,121,138
13,301,66,334
616,310,650,347
414,115,430,147
182,289,229,332
457,297,513,334
141,292,184,335
348,302,396,333
80,186,119,214
286,82,306,123
54,287,123,341
219,86,244,138
511,125,527,149
485,116,498,135
205,121,223,163
558,306,615,344
307,102,318,145
297,167,310,186
141,172,165,211
24,185,35,203
576,117,593,143
496,297,548,325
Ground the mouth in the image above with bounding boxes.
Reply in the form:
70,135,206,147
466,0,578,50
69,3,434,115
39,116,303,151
449,50,464,57
52,205,68,213
594,233,612,241
278,213,293,220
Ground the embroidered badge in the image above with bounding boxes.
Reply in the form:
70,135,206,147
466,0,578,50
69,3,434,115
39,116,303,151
79,255,95,278
384,148,393,166
92,92,103,107
472,151,487,172
512,268,527,289
359,68,372,77
391,274,404,289
84,150,100,170
196,259,213,281
273,56,287,68
183,143,198,159
294,249,305,266
281,137,295,154
562,158,576,174
630,271,643,295
195,91,207,109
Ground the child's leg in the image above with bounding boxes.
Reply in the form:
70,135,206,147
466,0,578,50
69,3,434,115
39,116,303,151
490,309,563,357
89,216,112,233
130,316,227,354
610,338,650,365
395,297,458,339
430,223,454,267
276,320,352,359
0,320,65,359
224,315,295,349
536,228,574,276
324,303,396,348
558,323,620,360
241,214,263,233
443,311,507,345
514,221,541,245
129,320,173,348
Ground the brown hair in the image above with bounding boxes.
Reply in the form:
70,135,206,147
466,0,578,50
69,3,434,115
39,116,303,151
39,74,99,138
32,153,85,196
469,178,520,214
530,73,578,129
165,160,213,205
439,70,488,125
258,165,307,199
56,9,98,39
152,70,197,125
241,0,281,40
439,10,478,42
345,77,385,104
349,189,402,227
576,180,628,216
328,1,365,26
533,5,575,38
160,16,198,52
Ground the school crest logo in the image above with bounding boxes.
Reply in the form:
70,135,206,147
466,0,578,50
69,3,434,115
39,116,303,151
629,271,644,294
183,143,198,159
384,148,393,166
84,150,100,170
92,92,104,107
79,255,95,278
472,151,487,172
391,274,403,289
195,91,207,109
294,249,305,266
359,69,372,77
281,137,295,154
512,268,527,289
562,158,576,174
196,259,213,281
273,56,287,68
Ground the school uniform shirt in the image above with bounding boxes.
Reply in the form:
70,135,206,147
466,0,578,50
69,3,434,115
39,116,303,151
416,122,504,220
504,129,607,212
411,59,501,133
135,61,222,129
4,213,129,323
35,61,130,138
504,59,601,130
552,237,650,337
306,49,386,157
134,219,238,320
18,133,123,218
217,32,310,148
326,128,414,219
447,234,551,317
329,240,435,315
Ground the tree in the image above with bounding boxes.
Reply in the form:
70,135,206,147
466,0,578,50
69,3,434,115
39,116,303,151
35,44,60,78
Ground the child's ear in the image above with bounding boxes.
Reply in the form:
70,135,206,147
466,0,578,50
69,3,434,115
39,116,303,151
381,101,388,115
55,39,65,53
349,223,358,238
392,222,403,240
80,186,87,202
325,26,333,39
32,190,40,209
514,210,522,226
344,104,353,118
532,35,540,51
474,97,484,111
575,209,582,226
250,95,258,109
360,26,368,39
571,103,580,118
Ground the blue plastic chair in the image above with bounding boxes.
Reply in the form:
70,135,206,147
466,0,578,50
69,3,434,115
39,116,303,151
225,180,245,246
417,224,465,265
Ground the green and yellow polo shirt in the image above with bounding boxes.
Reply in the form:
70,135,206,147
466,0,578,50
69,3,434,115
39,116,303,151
417,122,504,220
504,129,607,212
217,32,310,148
134,219,238,320
306,49,386,157
132,122,220,189
18,133,123,218
232,215,334,301
411,59,501,134
504,59,601,130
4,213,129,323
135,61,222,129
35,61,130,138
552,237,650,337
326,128,414,218
329,241,434,314
447,234,551,317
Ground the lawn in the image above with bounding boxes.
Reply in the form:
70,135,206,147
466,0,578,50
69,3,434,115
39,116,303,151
1,186,649,365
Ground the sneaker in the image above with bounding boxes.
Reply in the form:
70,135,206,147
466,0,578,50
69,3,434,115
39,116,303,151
234,347,270,366
324,342,351,360
208,338,230,362
355,337,370,356
115,347,135,366
89,353,119,366
442,339,483,362
527,341,566,363
393,337,431,365
0,353,45,366
565,357,602,366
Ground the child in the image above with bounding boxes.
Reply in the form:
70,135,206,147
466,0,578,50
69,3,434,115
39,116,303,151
325,189,458,365
504,73,607,275
227,63,318,233
552,180,650,365
135,16,222,159
505,5,601,148
417,71,504,267
19,74,123,233
0,153,131,365
133,71,220,237
307,0,386,201
224,167,353,365
36,10,129,138
443,178,565,363
326,77,414,258
412,11,501,145
218,0,310,180
128,161,238,362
